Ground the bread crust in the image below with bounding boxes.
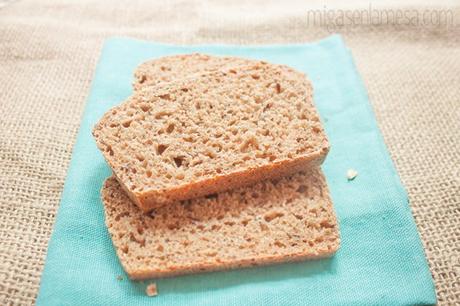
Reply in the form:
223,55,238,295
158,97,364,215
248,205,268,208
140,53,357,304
126,251,336,280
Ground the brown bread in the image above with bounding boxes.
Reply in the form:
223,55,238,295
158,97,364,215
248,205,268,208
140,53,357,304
101,168,340,279
93,61,329,211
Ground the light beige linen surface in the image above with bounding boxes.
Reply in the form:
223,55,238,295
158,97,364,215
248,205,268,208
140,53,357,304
0,0,459,305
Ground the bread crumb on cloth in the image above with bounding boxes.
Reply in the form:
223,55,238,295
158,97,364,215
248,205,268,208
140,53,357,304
146,283,158,297
347,169,358,181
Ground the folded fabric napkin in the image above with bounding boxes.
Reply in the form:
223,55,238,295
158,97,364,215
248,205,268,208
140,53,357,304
36,35,436,305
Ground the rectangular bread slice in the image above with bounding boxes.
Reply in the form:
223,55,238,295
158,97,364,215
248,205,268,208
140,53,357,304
93,61,329,212
133,53,254,91
102,167,340,279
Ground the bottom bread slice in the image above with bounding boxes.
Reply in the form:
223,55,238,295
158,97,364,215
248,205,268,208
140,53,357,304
101,168,340,280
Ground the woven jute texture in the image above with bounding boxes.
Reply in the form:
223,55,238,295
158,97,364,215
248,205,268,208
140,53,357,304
0,0,459,305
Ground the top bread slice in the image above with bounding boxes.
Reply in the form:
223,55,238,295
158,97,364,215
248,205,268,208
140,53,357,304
93,61,329,212
133,53,254,91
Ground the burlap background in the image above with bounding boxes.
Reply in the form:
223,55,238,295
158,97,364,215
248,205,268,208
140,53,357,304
0,0,459,305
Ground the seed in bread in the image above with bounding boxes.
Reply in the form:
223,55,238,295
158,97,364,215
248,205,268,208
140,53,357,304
101,167,340,280
93,62,329,212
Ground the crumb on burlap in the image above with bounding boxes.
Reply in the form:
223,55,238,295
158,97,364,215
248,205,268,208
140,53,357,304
347,169,358,181
146,283,158,297
116,275,123,281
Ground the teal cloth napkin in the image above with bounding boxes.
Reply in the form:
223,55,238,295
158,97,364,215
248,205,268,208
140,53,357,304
36,35,436,305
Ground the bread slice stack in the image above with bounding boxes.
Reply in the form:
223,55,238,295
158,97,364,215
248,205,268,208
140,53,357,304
93,54,340,280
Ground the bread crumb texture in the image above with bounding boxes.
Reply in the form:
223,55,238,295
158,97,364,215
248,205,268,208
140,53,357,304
93,60,329,209
102,167,340,279
133,53,253,91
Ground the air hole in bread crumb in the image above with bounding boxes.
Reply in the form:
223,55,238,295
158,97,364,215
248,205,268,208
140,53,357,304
263,103,273,112
259,223,269,231
205,193,218,200
166,123,175,133
121,245,129,254
320,220,334,228
204,150,216,159
115,211,130,221
105,145,114,156
173,156,184,167
159,94,170,100
122,120,132,128
138,75,147,84
264,211,284,222
274,240,286,248
275,83,281,93
140,104,150,112
251,74,260,80
155,111,170,119
296,185,308,194
167,223,179,230
315,237,324,243
156,144,168,155
240,155,250,161
294,214,304,220
146,170,152,177
181,88,189,92
211,224,221,230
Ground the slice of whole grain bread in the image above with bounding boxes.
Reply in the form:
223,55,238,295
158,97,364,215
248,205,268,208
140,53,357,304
102,167,340,279
93,61,329,212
